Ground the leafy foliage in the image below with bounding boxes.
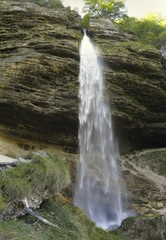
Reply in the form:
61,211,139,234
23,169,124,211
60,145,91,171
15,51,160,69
83,0,126,21
158,30,166,47
119,14,166,48
82,13,91,29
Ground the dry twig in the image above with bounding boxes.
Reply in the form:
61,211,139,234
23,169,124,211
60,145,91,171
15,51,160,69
22,198,58,228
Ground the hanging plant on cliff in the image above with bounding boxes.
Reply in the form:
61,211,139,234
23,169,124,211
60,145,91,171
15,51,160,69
83,0,126,21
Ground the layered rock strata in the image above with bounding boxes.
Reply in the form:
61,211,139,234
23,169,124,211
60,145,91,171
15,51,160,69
0,4,165,152
90,18,166,152
0,0,81,151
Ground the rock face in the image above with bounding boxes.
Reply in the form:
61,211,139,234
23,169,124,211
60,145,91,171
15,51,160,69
160,49,166,70
90,18,166,152
118,214,166,240
120,148,166,216
0,4,165,152
0,0,81,151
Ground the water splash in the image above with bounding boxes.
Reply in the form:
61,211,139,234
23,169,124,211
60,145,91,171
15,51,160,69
74,32,128,230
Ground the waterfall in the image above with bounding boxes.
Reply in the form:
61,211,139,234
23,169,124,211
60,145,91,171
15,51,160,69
74,32,126,230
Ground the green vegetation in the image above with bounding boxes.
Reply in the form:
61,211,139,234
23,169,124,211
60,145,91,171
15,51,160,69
0,196,123,240
158,163,166,176
83,0,126,21
0,147,128,240
0,151,124,240
120,40,158,53
119,14,166,49
83,1,166,49
82,13,91,29
31,0,64,8
0,192,6,211
0,153,70,202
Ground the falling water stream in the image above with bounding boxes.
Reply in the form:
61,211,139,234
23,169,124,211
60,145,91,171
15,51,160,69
74,31,129,230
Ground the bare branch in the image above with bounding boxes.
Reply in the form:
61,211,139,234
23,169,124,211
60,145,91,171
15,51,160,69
22,198,59,228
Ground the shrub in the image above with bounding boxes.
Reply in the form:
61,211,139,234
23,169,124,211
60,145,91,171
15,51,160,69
119,14,166,48
82,13,91,29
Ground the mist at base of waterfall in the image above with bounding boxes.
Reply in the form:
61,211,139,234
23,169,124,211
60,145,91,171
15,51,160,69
74,31,133,230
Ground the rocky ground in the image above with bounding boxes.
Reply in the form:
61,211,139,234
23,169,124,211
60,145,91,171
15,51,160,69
121,148,166,216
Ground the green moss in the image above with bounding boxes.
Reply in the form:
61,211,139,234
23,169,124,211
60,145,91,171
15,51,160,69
120,41,158,53
96,38,158,57
0,152,71,202
0,84,7,89
158,163,166,176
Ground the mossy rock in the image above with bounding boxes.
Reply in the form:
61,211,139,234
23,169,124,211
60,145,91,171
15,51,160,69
115,215,166,240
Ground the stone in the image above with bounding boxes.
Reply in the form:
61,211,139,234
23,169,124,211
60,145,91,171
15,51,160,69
118,214,166,240
90,18,119,31
160,49,166,70
120,149,166,216
154,202,164,209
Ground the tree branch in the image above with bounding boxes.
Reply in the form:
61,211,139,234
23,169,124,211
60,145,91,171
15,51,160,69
22,198,59,228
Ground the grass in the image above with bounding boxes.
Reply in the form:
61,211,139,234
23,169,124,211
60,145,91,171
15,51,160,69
0,195,123,240
0,152,71,202
0,191,6,211
0,151,124,240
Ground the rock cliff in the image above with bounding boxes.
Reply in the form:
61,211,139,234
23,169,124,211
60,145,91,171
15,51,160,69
0,0,81,151
0,1,165,153
89,18,166,152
